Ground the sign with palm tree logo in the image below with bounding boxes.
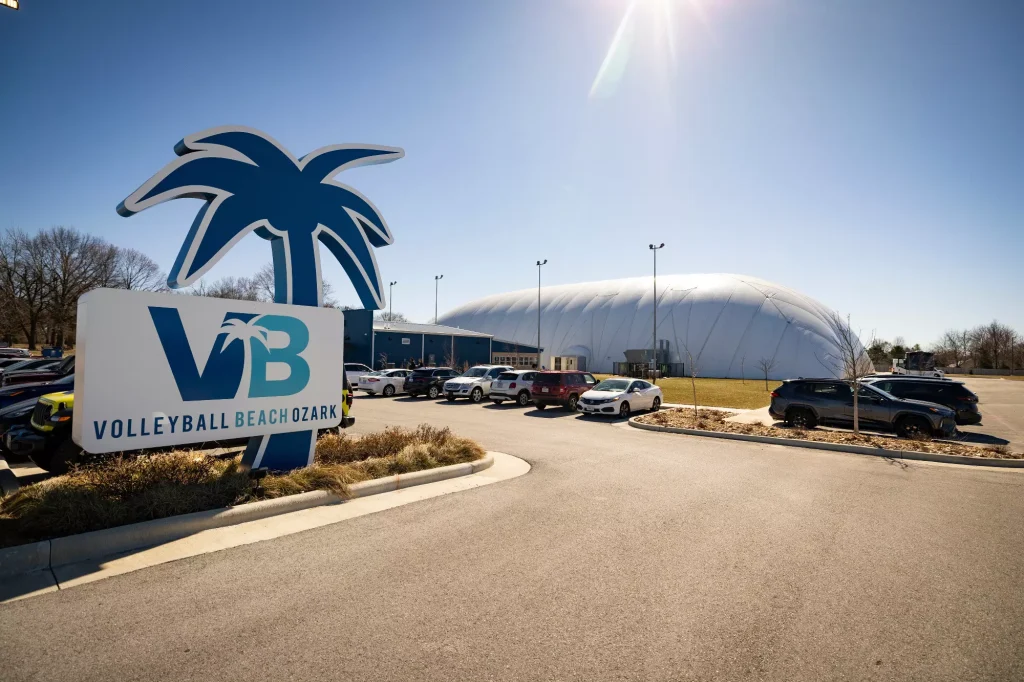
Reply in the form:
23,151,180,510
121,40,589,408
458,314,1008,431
87,126,404,470
74,289,346,459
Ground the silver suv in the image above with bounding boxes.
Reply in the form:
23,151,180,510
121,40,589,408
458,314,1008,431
768,379,956,438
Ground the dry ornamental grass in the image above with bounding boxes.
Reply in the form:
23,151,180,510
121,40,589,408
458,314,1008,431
0,425,484,548
636,408,1024,460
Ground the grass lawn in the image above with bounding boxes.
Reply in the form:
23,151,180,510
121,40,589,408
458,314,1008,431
594,375,775,409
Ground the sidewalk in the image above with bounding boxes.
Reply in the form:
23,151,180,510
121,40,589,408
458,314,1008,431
662,403,746,414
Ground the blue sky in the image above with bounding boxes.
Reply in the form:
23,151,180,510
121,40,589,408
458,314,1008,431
1,0,1021,345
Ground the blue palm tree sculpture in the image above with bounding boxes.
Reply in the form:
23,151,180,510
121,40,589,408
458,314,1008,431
117,126,403,470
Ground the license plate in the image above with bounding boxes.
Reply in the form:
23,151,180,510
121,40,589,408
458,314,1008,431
542,387,549,393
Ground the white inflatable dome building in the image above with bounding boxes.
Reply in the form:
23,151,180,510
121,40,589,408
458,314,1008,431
438,274,867,379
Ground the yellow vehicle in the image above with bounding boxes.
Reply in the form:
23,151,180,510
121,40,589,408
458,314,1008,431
341,373,354,428
7,375,352,472
5,389,79,473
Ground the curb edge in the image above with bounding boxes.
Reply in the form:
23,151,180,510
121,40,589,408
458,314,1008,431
0,453,495,578
627,419,1024,468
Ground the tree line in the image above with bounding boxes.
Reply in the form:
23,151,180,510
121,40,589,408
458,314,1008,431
866,322,1023,371
0,226,339,349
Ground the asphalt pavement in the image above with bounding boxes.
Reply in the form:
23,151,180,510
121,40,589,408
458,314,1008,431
2,394,1023,681
958,377,1024,450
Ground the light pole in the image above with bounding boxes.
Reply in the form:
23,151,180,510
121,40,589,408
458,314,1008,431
649,243,664,383
434,274,443,324
536,260,547,369
388,280,397,328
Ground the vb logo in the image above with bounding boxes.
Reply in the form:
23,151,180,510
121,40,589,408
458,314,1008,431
149,307,310,401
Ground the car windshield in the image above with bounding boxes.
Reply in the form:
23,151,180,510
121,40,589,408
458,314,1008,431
365,371,382,376
3,360,30,371
53,375,74,386
859,384,895,400
461,368,488,378
411,369,434,377
497,373,518,380
594,379,630,392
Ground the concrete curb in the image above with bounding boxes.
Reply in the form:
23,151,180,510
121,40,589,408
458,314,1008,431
0,453,494,578
0,541,49,577
628,419,1024,468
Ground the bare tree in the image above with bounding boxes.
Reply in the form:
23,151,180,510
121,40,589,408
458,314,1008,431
443,344,459,372
40,227,121,346
819,311,875,435
187,276,261,301
685,349,698,422
375,311,408,323
115,247,166,291
1010,331,1020,376
757,355,777,391
0,230,50,349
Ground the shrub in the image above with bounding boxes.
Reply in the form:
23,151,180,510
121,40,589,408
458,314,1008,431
0,425,484,547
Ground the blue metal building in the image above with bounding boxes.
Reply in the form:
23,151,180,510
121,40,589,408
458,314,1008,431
343,309,540,370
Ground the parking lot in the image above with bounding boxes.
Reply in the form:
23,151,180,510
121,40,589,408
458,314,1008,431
5,390,1024,682
956,377,1024,451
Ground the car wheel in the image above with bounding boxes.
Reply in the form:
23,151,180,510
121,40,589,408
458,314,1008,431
896,415,930,440
517,391,530,407
38,436,81,475
786,407,817,429
428,386,440,399
383,384,395,397
471,387,483,403
651,397,661,412
565,394,578,411
619,401,631,418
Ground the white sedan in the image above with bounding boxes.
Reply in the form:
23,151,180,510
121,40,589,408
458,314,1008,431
360,369,411,397
578,378,663,418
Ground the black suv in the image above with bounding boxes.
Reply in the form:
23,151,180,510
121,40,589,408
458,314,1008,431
404,367,460,399
861,376,980,425
768,378,957,438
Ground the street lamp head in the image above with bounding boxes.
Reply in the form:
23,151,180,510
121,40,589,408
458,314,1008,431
649,243,664,250
389,280,398,286
435,274,443,280
537,259,547,266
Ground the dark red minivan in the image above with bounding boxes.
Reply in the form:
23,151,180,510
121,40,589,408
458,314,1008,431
531,371,598,411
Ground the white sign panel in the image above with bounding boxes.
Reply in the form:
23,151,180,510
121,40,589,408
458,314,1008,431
73,289,344,453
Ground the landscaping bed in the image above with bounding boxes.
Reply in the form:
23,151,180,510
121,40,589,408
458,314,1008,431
0,425,483,548
635,408,1024,459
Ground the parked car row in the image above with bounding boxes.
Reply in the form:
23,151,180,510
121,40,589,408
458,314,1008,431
768,375,982,438
359,365,981,440
355,364,666,418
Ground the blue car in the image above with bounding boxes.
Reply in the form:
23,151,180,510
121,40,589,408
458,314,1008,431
0,374,74,410
0,396,39,458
